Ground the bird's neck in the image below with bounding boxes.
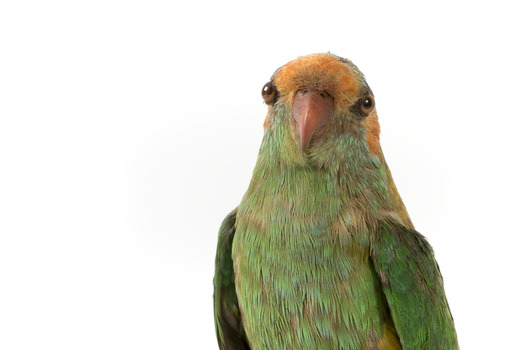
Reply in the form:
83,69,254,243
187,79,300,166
251,118,391,209
242,118,396,225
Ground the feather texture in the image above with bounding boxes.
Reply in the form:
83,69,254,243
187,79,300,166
213,53,458,349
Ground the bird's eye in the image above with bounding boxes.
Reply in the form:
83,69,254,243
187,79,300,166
262,82,278,105
360,95,375,115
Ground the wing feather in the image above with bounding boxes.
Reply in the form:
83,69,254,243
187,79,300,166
370,220,459,350
213,209,250,350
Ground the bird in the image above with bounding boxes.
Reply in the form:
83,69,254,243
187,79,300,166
213,53,458,349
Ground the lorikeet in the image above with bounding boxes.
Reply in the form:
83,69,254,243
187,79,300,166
213,53,458,349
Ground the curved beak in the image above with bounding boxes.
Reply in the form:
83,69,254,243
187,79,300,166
292,90,334,152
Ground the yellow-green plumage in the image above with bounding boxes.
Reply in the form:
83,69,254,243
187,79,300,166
213,53,458,349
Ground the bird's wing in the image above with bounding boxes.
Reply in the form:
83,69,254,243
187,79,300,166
370,219,459,350
213,209,250,350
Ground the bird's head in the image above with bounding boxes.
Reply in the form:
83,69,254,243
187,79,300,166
261,53,381,168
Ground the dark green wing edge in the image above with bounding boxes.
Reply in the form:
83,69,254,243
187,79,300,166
213,209,251,350
370,219,459,350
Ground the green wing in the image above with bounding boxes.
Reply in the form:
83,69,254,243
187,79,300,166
370,219,459,350
213,209,250,350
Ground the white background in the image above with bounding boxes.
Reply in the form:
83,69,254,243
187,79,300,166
1,1,524,349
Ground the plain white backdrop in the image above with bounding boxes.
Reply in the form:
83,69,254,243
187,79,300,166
1,0,524,349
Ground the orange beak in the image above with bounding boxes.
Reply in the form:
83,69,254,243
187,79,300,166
292,90,334,152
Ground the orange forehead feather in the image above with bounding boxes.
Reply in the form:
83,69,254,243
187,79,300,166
272,53,364,112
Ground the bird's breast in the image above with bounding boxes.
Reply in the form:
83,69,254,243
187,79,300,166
232,195,391,349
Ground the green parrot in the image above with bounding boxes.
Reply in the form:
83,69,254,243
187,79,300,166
213,53,458,349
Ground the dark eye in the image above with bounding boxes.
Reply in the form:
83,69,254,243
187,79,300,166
360,95,375,115
262,82,278,105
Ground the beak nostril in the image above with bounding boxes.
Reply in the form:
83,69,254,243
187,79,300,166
297,90,331,98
